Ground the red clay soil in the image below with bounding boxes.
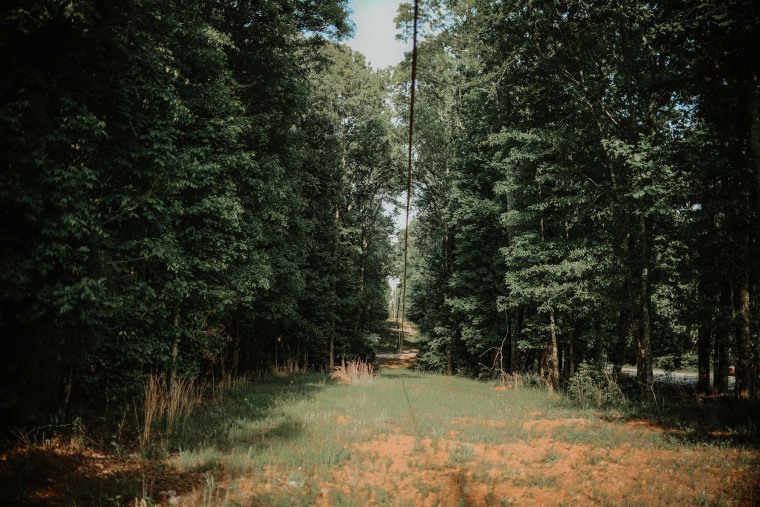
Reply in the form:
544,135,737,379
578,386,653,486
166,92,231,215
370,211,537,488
5,408,759,506
204,416,758,507
4,358,759,507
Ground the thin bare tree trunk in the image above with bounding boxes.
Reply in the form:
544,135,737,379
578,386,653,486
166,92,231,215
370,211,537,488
170,307,181,390
544,309,560,393
509,307,522,374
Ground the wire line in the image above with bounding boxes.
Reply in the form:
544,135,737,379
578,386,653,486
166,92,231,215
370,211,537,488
398,0,420,443
399,0,419,353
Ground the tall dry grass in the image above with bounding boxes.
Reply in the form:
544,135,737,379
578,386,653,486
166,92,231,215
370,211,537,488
330,359,375,385
271,357,308,377
209,372,252,404
141,374,205,447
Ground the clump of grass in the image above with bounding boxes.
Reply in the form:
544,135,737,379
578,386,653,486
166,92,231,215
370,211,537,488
447,442,476,465
141,373,204,447
176,447,223,472
210,372,252,403
330,359,375,385
539,450,561,464
513,472,558,488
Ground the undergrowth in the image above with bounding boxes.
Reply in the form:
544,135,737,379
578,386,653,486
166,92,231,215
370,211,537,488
566,362,626,409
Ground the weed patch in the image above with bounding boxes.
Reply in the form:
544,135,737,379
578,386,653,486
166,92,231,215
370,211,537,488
330,359,376,385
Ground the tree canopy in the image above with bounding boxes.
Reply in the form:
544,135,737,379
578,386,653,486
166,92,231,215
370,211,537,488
1,0,759,435
0,0,401,431
396,0,760,398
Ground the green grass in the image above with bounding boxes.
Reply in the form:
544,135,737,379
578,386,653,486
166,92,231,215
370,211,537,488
373,319,419,353
165,367,759,506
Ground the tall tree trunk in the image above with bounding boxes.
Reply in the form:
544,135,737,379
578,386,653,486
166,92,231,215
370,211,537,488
329,324,335,370
636,216,653,385
696,291,712,395
566,323,576,381
736,207,753,399
543,308,560,393
746,71,760,398
330,204,340,370
354,220,375,333
713,285,730,394
612,301,631,374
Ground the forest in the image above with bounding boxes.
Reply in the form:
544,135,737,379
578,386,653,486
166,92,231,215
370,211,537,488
1,0,760,441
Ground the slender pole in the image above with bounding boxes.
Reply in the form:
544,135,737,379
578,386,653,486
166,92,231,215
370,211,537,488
399,0,420,352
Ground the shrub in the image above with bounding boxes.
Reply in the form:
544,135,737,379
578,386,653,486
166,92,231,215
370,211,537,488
654,355,677,372
566,363,626,408
653,353,699,372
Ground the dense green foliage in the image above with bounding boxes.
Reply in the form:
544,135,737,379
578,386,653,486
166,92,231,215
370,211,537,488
0,0,401,432
2,0,759,436
396,0,760,397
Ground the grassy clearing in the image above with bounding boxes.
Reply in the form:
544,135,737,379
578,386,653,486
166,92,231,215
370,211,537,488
2,327,757,506
162,368,758,507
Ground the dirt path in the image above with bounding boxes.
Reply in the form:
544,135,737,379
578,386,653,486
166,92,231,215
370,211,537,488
376,349,418,369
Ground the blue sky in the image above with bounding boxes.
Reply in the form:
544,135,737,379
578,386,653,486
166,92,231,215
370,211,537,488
345,0,409,69
344,1,414,239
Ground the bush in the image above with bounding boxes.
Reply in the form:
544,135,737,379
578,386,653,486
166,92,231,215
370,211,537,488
653,353,698,372
653,355,677,372
566,363,626,408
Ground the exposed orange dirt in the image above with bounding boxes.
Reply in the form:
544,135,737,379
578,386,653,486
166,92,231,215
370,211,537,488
209,415,758,507
4,353,759,507
187,357,758,507
6,409,758,506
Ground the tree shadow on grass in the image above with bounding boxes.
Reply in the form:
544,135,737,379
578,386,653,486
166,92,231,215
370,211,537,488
0,373,328,506
172,373,327,452
609,375,760,448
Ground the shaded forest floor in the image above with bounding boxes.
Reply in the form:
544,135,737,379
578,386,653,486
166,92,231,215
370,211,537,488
2,324,759,506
